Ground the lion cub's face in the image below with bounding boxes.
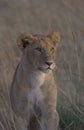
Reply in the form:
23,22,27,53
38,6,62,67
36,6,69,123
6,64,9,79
17,32,60,73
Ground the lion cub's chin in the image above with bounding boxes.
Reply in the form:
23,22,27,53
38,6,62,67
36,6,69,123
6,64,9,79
43,69,52,73
38,67,53,73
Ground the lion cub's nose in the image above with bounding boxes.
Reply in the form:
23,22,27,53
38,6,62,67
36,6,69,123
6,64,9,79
45,61,53,66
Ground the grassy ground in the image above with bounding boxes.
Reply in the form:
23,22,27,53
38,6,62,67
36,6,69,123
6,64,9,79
0,0,84,129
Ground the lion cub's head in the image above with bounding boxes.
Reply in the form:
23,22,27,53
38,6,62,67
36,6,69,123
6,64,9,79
17,32,60,73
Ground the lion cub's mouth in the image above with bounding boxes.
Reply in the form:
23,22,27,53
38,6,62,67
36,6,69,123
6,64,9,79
38,67,52,73
38,66,54,73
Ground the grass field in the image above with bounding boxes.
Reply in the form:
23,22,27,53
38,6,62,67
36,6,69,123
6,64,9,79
0,0,84,129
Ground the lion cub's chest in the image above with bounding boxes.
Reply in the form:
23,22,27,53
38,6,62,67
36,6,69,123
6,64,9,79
27,72,45,113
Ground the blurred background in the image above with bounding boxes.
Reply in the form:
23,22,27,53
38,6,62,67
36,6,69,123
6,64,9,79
0,0,84,130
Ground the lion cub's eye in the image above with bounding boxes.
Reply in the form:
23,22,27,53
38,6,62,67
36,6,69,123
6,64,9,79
51,47,54,52
35,47,42,53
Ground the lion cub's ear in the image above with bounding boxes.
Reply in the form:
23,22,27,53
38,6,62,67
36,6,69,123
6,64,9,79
17,33,35,51
50,32,60,46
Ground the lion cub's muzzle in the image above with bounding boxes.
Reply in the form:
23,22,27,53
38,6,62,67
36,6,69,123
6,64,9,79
39,60,56,73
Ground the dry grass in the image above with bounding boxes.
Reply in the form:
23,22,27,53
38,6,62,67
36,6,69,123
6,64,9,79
0,0,84,130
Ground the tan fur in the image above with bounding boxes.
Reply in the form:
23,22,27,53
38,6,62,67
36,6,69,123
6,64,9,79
10,32,60,130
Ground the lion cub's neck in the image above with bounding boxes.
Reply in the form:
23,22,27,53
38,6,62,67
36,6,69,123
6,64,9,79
18,58,46,88
27,71,46,88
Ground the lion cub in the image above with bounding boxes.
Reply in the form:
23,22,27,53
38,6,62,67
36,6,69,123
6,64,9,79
10,32,60,130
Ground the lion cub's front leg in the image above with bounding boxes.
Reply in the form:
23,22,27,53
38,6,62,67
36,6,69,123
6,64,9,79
41,85,59,130
42,109,59,130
